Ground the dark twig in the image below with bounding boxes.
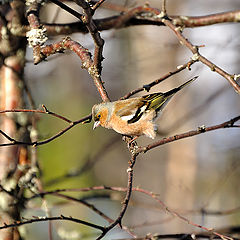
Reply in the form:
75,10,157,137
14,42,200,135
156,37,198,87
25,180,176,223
161,15,240,93
96,154,137,240
0,215,104,232
49,0,105,75
119,226,240,240
136,116,240,153
52,192,114,223
48,0,83,21
0,106,72,123
0,113,92,147
121,59,196,99
6,10,240,37
73,0,105,74
28,185,239,239
162,84,228,134
92,0,107,12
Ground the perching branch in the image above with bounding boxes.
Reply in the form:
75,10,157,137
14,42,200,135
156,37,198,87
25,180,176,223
96,153,137,240
136,116,240,153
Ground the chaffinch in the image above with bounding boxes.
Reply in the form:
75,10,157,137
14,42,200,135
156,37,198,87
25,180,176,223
92,76,197,139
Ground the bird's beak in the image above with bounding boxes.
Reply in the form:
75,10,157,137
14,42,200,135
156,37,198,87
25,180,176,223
93,121,100,129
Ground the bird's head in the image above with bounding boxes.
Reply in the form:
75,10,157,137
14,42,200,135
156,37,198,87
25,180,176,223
92,103,110,129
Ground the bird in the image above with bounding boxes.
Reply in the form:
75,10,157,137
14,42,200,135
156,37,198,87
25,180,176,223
92,76,197,139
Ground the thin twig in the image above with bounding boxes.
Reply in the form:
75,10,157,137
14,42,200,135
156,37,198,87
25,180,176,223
92,0,107,12
96,154,137,239
0,107,72,123
72,0,105,74
7,10,240,37
161,16,240,93
0,114,92,147
28,185,240,216
137,116,240,153
0,215,105,232
121,59,196,99
28,185,238,239
48,0,83,20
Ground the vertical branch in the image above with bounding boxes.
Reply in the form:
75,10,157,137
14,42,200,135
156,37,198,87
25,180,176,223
73,0,105,74
97,153,137,240
0,1,29,240
26,0,48,64
0,55,26,240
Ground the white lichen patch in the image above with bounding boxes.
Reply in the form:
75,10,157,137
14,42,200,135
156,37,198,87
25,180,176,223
26,27,48,47
18,167,39,193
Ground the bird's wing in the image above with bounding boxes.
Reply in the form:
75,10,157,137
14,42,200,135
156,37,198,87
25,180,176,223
115,98,147,123
115,95,166,124
116,76,197,124
141,92,167,112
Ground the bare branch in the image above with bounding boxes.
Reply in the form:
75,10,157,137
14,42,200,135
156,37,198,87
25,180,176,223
72,0,105,74
48,0,83,20
38,37,109,101
0,113,92,147
0,215,105,232
136,116,240,153
5,9,240,37
162,17,240,93
26,0,48,64
121,59,196,99
96,154,137,239
92,0,107,12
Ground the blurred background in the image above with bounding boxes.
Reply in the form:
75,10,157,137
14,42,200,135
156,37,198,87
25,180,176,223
22,0,240,239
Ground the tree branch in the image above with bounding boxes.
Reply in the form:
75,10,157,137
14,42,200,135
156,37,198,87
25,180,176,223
136,116,240,154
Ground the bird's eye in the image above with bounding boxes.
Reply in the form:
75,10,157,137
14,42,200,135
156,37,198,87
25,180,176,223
95,114,101,121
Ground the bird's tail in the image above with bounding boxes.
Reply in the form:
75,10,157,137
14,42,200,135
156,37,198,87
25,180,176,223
151,76,198,114
165,76,198,97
